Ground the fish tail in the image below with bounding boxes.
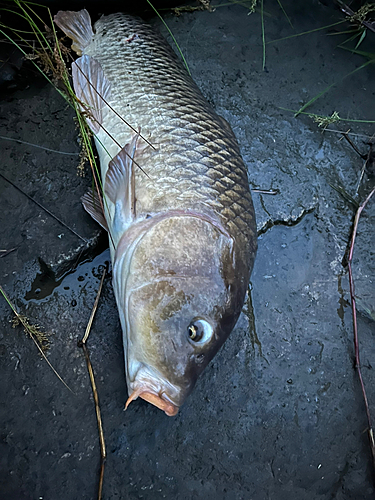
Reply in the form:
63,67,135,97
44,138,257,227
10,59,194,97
54,9,94,56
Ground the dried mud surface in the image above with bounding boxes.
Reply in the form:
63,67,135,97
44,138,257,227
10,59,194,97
0,1,374,499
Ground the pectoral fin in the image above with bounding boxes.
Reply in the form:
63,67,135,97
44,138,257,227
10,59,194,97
81,188,108,231
72,55,111,134
104,134,139,236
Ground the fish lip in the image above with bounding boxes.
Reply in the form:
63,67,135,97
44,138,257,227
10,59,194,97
125,387,179,417
126,364,181,416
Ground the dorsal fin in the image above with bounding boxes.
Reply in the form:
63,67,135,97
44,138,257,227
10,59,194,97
72,55,111,134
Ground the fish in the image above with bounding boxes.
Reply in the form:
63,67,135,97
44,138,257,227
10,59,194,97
54,9,257,416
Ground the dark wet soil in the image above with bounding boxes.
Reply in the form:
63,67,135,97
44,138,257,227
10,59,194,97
0,1,374,499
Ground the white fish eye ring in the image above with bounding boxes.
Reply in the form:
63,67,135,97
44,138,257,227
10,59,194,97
187,319,213,344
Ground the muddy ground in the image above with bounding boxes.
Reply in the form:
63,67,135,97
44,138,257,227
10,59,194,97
0,1,374,499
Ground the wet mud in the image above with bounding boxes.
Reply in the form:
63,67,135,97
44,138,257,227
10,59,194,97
0,1,374,499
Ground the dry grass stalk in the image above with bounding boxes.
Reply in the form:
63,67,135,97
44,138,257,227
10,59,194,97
0,285,73,392
311,111,341,130
173,0,215,16
78,267,107,500
347,185,375,470
12,314,50,352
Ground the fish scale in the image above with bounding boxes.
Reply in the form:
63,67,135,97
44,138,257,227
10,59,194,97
54,9,257,415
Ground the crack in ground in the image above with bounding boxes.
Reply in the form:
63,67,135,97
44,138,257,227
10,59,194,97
329,460,350,499
257,206,316,237
243,283,269,364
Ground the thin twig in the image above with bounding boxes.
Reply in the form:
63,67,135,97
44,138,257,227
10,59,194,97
252,188,279,195
0,285,73,393
260,0,266,71
81,268,106,344
338,131,375,198
355,158,371,197
0,173,88,243
0,134,79,155
340,130,368,197
78,267,107,500
324,129,375,140
0,248,17,258
341,131,367,159
347,186,375,470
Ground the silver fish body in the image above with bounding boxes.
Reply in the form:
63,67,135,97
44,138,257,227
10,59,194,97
54,10,257,416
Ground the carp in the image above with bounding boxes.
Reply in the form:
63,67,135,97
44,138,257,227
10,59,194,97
54,9,257,416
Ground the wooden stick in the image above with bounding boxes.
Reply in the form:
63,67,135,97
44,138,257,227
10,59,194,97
78,267,107,500
347,186,375,469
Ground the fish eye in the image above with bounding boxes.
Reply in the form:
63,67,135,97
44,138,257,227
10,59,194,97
187,319,213,344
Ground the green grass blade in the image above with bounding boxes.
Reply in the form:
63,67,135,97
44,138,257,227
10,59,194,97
339,44,375,59
294,58,374,116
355,29,366,49
337,31,363,47
276,0,293,29
261,0,266,70
0,7,29,18
146,0,191,75
327,28,359,36
279,107,375,124
14,0,53,54
267,19,346,44
12,0,51,7
0,22,35,34
294,84,336,117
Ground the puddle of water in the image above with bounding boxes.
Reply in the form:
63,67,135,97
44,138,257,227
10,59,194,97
24,248,111,305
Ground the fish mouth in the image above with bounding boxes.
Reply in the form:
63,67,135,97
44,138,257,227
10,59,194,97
125,387,179,416
125,363,180,417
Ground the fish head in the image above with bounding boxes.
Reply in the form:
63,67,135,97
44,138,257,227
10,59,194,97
114,213,252,416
